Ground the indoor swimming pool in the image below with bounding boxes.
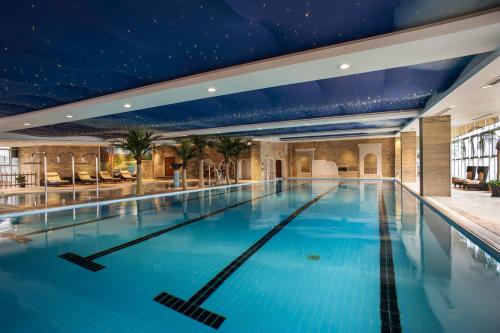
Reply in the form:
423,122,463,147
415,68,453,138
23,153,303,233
0,180,498,332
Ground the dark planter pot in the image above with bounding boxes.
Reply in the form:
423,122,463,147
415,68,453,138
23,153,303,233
19,183,26,188
491,185,500,197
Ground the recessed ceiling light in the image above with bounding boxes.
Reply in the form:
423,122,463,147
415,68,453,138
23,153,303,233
338,63,351,70
66,115,73,118
208,87,216,93
123,103,131,108
481,85,492,89
24,123,31,126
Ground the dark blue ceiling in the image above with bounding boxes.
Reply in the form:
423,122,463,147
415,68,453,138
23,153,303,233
17,55,474,138
1,0,498,119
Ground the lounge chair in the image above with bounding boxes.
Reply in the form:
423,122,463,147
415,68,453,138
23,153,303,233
45,172,70,186
452,166,477,188
99,171,121,183
120,170,136,181
77,170,97,184
463,166,489,191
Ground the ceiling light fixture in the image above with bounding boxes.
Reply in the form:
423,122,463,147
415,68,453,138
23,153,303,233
123,103,131,108
208,87,216,93
481,75,500,89
24,123,30,126
338,63,351,70
436,105,456,116
66,115,73,118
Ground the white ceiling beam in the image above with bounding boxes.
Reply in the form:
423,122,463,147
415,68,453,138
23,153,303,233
0,133,107,147
261,127,401,140
148,109,420,139
1,8,500,133
274,134,397,143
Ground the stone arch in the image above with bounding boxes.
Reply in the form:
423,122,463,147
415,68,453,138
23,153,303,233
238,159,252,180
364,153,377,174
358,143,383,177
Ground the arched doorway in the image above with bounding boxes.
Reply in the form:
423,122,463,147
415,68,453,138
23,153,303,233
276,160,282,177
239,159,252,180
364,153,377,175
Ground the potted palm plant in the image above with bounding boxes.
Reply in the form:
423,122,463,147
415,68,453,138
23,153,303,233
16,174,27,188
480,128,500,197
165,139,197,190
229,137,252,184
113,128,162,195
191,135,212,188
214,136,234,185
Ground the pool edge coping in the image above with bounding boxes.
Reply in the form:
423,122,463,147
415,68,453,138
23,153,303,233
397,180,500,259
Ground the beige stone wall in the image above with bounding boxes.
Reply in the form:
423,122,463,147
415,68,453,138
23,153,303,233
19,145,100,184
401,131,417,183
394,137,401,180
259,141,288,179
420,116,451,196
288,138,395,178
452,116,499,138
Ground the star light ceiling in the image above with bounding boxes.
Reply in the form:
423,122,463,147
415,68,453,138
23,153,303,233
1,0,498,139
17,55,473,138
1,0,499,115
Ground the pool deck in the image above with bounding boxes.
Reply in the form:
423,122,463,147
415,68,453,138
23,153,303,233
402,182,500,253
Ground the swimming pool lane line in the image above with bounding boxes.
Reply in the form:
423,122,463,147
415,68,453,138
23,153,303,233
378,190,401,333
59,183,308,272
153,185,338,330
1,186,243,243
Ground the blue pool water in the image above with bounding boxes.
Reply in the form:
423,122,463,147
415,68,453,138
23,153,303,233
0,180,498,332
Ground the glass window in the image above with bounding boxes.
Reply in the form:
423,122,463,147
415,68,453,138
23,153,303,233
451,123,499,181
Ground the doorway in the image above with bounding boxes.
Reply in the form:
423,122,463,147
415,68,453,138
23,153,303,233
276,160,282,178
164,157,176,177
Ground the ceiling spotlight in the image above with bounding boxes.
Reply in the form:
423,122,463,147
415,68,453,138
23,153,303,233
66,115,73,118
123,103,132,108
481,85,492,89
208,87,217,93
338,63,351,70
23,123,31,126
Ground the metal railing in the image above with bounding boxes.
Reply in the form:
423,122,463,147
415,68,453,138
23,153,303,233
0,172,37,188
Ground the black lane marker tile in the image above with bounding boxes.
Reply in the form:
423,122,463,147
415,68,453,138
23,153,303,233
154,185,337,330
7,187,243,243
59,252,105,272
378,191,402,333
60,183,306,271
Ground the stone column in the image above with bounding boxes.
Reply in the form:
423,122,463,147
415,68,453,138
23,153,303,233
419,116,451,196
401,131,417,183
394,137,401,180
